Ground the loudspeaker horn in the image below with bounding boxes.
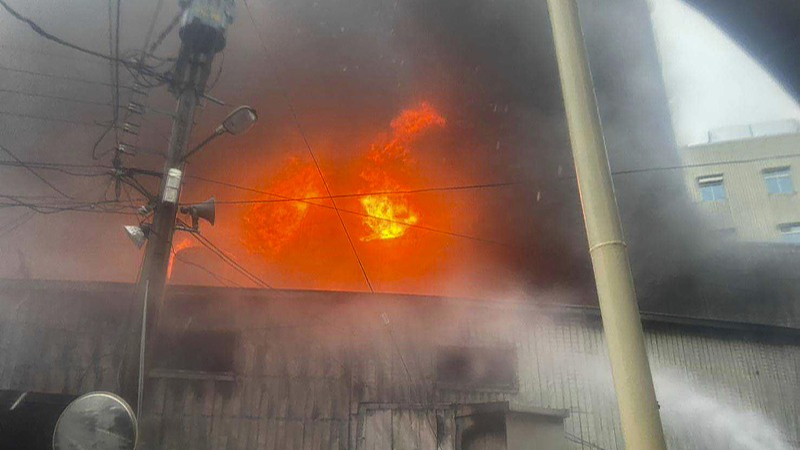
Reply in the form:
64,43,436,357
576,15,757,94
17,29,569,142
191,197,215,226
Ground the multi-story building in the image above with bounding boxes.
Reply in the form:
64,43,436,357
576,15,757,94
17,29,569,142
681,120,800,243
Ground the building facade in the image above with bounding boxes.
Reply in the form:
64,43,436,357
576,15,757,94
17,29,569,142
681,122,800,243
1,280,799,449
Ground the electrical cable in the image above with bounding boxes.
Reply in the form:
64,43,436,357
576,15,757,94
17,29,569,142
0,160,111,177
0,88,119,107
188,174,516,247
207,50,224,92
171,246,243,287
381,313,441,445
0,64,132,89
0,0,156,70
206,181,523,205
186,229,274,289
242,0,374,292
0,144,72,198
0,110,111,127
0,43,106,64
147,0,193,57
0,211,35,240
94,0,123,161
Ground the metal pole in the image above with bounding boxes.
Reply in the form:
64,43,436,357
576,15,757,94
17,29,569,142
119,0,236,412
544,1,668,449
136,281,149,421
120,47,214,413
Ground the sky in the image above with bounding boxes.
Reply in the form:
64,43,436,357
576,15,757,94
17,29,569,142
650,0,800,146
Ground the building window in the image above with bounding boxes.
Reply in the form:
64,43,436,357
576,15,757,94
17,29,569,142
435,346,517,391
779,223,800,244
764,167,794,195
152,331,237,375
698,175,727,201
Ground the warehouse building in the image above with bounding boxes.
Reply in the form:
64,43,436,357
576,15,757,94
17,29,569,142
1,280,798,449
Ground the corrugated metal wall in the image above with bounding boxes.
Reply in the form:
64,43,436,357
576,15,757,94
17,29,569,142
1,283,798,449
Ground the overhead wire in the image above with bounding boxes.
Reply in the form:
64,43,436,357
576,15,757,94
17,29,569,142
242,0,374,292
0,160,111,177
0,64,133,89
99,0,170,162
0,144,72,198
146,0,193,58
0,110,112,127
206,180,523,205
0,0,160,72
171,245,244,287
0,88,120,107
0,196,139,215
188,174,517,247
184,227,274,289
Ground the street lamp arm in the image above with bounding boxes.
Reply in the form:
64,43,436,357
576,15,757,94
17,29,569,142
181,126,225,162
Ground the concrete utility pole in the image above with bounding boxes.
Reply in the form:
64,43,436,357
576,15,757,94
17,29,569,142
544,1,669,449
120,0,235,414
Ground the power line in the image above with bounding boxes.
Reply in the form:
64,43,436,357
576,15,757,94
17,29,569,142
380,313,441,445
188,174,516,247
0,64,133,89
147,0,190,57
0,110,112,127
0,196,139,215
187,229,274,289
609,151,800,176
0,88,119,107
107,0,123,152
206,181,523,205
0,211,35,240
0,144,72,198
0,43,107,64
171,245,244,287
0,0,149,69
243,0,374,292
0,160,111,177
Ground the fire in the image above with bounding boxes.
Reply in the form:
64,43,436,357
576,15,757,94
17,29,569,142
241,158,324,254
168,238,197,279
360,194,419,241
240,102,447,256
360,102,446,241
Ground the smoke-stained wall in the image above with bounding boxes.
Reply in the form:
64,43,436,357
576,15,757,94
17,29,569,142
1,281,798,449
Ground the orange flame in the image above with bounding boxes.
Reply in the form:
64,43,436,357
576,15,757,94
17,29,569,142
360,102,446,241
168,238,197,279
241,158,324,255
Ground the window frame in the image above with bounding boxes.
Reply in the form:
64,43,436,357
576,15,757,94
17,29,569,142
763,167,795,195
697,174,727,202
778,223,800,244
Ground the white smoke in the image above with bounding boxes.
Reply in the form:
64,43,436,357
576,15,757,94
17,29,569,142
654,371,792,450
560,353,792,450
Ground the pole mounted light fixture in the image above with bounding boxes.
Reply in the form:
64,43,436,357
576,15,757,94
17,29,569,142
123,224,151,249
182,106,258,161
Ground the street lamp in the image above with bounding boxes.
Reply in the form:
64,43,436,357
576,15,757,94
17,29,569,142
182,106,258,161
